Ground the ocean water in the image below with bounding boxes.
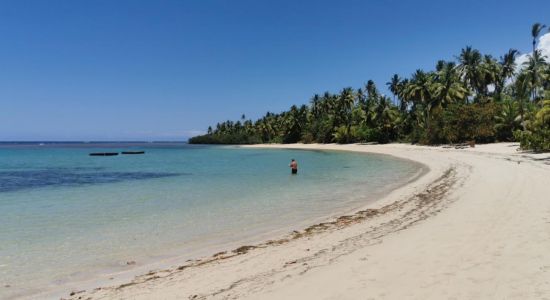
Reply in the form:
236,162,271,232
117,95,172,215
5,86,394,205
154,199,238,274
0,143,424,299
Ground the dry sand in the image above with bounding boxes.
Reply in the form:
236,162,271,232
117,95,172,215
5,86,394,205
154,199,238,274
64,143,550,300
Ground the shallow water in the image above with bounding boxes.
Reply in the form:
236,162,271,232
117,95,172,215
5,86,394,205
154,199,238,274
0,143,423,298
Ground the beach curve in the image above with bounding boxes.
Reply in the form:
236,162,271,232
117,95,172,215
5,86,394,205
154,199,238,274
63,143,550,300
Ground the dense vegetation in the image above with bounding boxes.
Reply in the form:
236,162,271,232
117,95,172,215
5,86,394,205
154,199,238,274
190,23,550,152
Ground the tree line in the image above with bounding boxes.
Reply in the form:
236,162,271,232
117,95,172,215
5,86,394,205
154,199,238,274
190,23,550,152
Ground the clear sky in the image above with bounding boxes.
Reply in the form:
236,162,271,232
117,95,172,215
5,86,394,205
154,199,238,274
1,0,549,141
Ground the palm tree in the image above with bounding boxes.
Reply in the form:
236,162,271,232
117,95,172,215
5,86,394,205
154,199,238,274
535,99,550,127
531,23,546,53
457,46,482,100
310,94,321,119
405,70,433,104
374,96,401,142
356,88,366,106
529,23,547,100
479,55,500,99
338,87,356,142
339,87,356,113
191,23,550,148
514,72,532,129
282,105,307,143
494,100,521,141
432,61,468,107
523,50,549,100
501,49,518,80
321,92,335,115
365,80,379,100
435,60,446,72
386,74,401,105
363,81,380,128
396,78,410,112
496,49,519,98
405,70,435,132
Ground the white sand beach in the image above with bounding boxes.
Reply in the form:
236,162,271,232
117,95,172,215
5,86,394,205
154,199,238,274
65,143,550,300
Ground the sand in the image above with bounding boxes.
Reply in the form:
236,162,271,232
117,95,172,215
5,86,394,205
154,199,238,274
63,143,550,300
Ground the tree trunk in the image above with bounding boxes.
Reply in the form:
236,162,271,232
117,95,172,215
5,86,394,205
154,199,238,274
520,98,526,131
426,108,431,138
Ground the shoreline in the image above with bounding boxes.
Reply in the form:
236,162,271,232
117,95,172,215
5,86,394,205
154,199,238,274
23,145,425,300
59,142,550,299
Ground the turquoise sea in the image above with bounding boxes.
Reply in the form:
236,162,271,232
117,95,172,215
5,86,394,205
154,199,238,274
0,143,424,299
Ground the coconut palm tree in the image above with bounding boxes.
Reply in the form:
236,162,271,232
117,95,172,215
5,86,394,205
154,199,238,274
529,23,547,100
523,50,549,100
362,81,381,128
435,60,446,72
514,72,532,129
386,74,401,105
370,96,400,142
356,88,366,106
310,94,321,119
282,105,307,143
479,55,500,99
458,46,482,100
339,87,356,114
495,49,519,98
405,70,435,132
365,80,379,101
190,24,550,149
501,49,519,79
432,61,468,107
396,78,410,112
531,23,546,53
494,100,521,141
337,87,356,142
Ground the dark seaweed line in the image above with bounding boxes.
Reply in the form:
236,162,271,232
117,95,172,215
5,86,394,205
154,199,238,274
0,171,184,193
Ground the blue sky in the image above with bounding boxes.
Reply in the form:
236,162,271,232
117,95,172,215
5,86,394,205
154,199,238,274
1,0,549,141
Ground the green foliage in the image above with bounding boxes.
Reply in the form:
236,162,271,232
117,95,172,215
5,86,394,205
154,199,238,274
332,126,351,144
494,100,521,141
515,99,550,151
439,103,497,144
189,23,550,152
355,126,382,143
514,129,550,152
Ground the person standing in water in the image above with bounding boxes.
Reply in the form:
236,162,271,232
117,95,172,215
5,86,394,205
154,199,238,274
289,159,298,174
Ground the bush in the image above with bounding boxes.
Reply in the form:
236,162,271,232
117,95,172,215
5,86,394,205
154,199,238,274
514,128,550,152
514,99,550,152
354,126,382,143
428,103,497,144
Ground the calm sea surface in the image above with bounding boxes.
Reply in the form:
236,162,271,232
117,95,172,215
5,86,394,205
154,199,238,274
0,143,424,299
